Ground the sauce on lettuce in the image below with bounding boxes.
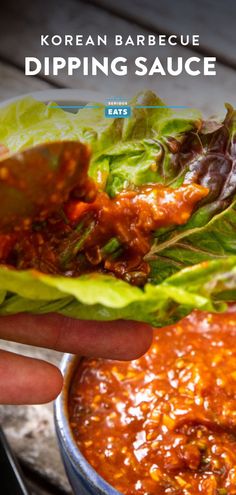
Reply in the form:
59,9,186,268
0,145,207,286
64,183,207,284
0,93,235,325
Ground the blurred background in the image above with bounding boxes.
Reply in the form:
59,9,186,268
0,0,235,494
0,0,236,113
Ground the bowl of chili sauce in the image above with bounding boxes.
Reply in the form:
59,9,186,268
55,309,236,495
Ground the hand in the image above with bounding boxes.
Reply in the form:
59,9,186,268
0,314,153,405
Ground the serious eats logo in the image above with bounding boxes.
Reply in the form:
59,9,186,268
105,98,131,118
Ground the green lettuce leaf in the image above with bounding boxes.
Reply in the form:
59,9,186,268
0,258,235,326
0,91,236,326
89,91,202,195
147,104,236,283
0,91,201,195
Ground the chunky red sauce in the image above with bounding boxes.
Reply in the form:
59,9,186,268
69,310,236,494
0,140,208,285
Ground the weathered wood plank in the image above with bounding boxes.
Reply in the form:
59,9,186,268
0,1,236,114
0,341,72,494
89,0,236,68
0,61,52,101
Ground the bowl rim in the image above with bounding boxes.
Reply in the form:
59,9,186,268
54,353,121,495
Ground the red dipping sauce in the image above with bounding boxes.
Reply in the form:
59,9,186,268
69,310,236,495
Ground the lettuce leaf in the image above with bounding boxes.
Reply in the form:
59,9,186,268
0,92,236,326
148,104,236,283
0,258,235,326
0,91,201,195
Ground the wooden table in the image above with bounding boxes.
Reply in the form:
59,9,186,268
0,1,236,493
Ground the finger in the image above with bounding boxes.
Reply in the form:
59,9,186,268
0,350,63,404
0,314,153,360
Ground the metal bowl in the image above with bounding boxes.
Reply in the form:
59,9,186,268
55,354,121,495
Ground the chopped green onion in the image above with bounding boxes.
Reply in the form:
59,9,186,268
102,238,120,255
